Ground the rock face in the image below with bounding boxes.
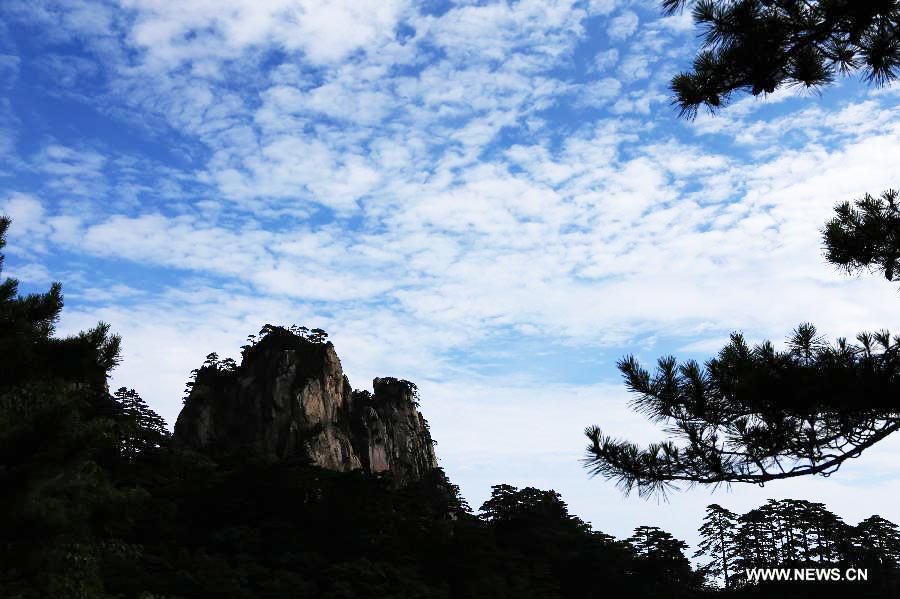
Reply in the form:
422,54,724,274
174,329,438,486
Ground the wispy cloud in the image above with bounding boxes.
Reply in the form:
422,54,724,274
607,9,639,41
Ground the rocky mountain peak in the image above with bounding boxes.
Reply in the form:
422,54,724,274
174,326,438,485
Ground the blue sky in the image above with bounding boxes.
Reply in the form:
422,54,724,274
3,0,900,556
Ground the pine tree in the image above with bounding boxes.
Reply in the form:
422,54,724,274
714,499,900,589
1,215,63,386
780,499,822,563
733,507,775,573
585,323,900,496
0,217,121,390
113,387,170,461
756,499,852,564
661,1,900,118
479,484,590,533
803,501,850,563
854,515,900,568
627,526,695,583
695,504,739,587
824,188,900,282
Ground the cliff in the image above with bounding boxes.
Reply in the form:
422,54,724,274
174,327,438,485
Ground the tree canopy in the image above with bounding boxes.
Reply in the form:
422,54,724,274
663,0,900,118
824,188,900,282
0,216,121,390
695,498,900,588
584,323,900,496
694,504,739,587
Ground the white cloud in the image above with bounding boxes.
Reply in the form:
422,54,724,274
592,47,618,72
587,0,620,16
5,262,51,283
607,9,639,41
45,97,899,357
610,89,666,113
1,193,46,242
652,11,694,34
578,77,622,107
617,53,651,82
123,0,409,68
36,144,107,176
424,0,585,64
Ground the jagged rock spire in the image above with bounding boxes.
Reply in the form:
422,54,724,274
174,327,437,485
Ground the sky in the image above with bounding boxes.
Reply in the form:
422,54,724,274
2,0,900,558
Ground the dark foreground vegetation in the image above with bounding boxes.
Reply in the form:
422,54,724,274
3,216,900,598
0,215,697,598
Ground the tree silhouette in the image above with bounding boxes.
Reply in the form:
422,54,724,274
825,188,900,282
0,216,63,356
626,525,695,584
1,216,120,390
113,387,170,461
479,484,589,533
698,499,900,589
733,506,776,572
853,515,900,568
584,323,900,496
768,499,849,563
729,498,858,573
662,0,900,118
695,504,739,587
